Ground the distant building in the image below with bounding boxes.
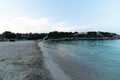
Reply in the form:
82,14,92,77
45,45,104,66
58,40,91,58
96,32,103,36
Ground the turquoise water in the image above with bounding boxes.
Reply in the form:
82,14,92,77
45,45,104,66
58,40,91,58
43,40,120,80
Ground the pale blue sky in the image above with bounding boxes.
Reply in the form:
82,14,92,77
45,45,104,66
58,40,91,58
0,0,120,33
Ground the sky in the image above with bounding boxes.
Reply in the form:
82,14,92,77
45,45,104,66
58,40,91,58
0,0,120,34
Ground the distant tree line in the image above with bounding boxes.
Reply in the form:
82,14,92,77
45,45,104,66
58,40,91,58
0,31,47,40
47,31,118,39
0,31,119,40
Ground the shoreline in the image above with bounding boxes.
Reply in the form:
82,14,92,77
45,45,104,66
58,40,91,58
39,42,72,80
0,41,53,80
40,40,104,80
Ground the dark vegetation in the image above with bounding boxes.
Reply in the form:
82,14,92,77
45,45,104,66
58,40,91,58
0,31,119,40
47,31,119,40
0,31,47,40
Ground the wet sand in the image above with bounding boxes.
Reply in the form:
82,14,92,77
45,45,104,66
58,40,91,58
0,41,53,80
40,41,101,80
39,42,72,80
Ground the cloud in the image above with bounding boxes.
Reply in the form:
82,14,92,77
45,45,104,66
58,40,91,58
15,17,50,26
0,17,94,33
14,17,52,33
0,17,52,33
52,22,93,32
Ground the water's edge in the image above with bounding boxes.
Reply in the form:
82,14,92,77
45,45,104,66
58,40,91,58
39,40,120,80
38,42,72,80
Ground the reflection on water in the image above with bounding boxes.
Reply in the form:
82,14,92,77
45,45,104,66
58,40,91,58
43,40,120,80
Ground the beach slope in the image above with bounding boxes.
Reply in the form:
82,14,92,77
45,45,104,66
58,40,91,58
0,41,53,80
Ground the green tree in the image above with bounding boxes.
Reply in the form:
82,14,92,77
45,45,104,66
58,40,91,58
2,31,15,39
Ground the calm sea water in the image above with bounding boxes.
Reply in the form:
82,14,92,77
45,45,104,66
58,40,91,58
43,40,120,80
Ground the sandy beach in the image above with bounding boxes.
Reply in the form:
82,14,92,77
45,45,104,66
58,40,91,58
0,41,53,80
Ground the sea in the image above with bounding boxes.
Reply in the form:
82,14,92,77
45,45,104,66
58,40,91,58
41,40,120,80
